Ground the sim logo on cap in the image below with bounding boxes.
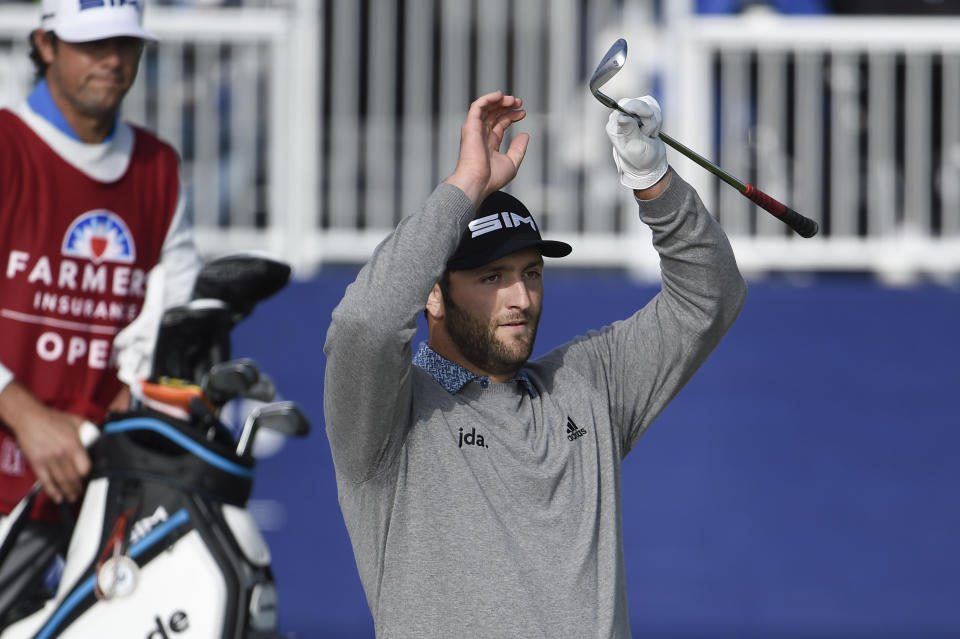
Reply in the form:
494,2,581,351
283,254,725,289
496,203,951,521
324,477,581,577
468,211,537,239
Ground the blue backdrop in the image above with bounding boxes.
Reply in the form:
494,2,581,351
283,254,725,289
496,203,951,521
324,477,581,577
696,0,830,14
233,268,959,638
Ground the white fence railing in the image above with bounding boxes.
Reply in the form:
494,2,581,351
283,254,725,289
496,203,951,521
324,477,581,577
671,14,960,282
2,2,958,282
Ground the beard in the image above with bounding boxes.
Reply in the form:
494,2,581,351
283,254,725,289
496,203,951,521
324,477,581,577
443,296,540,378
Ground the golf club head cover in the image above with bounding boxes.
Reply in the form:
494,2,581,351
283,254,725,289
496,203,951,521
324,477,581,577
150,299,233,383
605,95,668,191
191,253,291,320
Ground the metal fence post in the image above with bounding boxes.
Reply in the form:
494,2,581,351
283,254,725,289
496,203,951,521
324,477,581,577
279,0,321,276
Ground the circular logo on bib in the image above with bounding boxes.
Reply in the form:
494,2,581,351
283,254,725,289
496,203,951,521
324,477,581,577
62,210,136,264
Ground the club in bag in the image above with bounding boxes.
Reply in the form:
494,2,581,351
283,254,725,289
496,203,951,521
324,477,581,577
236,401,310,458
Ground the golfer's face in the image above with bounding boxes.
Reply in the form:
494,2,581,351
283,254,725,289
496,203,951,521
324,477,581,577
443,248,544,380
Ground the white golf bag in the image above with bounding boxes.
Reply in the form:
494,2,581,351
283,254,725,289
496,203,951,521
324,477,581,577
1,409,281,639
0,254,306,638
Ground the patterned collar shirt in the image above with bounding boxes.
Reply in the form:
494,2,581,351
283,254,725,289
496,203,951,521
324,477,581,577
412,342,537,397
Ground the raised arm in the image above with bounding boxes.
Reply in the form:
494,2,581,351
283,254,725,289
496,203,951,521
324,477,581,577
543,96,747,453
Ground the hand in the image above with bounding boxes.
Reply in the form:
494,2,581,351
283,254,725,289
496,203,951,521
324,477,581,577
605,95,668,191
0,381,91,504
444,91,530,205
107,385,131,413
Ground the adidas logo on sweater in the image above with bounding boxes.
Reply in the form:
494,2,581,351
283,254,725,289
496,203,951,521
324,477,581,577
566,417,587,442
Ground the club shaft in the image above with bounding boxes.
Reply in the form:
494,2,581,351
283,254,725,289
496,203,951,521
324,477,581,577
612,103,745,193
612,103,818,238
236,414,258,456
657,131,746,193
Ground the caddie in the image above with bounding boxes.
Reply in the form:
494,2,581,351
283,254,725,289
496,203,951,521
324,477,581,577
0,0,200,622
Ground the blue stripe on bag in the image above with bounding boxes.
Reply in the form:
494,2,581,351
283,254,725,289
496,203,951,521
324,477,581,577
104,416,253,478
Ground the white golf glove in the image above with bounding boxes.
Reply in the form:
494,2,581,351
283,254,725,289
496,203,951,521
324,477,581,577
605,95,668,191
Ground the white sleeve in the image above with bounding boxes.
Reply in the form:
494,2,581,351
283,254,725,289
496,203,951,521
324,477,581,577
0,361,13,396
156,182,204,309
113,183,203,385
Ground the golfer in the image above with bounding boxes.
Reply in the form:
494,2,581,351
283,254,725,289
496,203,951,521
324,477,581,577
324,91,746,637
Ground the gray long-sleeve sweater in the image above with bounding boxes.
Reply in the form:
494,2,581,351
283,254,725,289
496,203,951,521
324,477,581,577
323,172,747,638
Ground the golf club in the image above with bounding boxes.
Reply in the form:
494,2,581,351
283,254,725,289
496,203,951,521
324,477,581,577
151,299,234,383
193,358,261,442
242,372,276,403
201,358,261,408
590,38,818,238
236,401,310,458
191,253,292,321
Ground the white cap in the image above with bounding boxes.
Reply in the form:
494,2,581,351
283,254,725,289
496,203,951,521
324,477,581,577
40,0,157,43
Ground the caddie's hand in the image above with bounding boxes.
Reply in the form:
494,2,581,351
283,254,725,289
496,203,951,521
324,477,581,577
0,381,90,504
107,384,131,413
606,96,668,191
19,409,90,504
444,91,530,205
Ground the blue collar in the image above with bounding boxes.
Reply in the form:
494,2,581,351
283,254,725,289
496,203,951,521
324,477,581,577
413,343,536,396
27,79,117,143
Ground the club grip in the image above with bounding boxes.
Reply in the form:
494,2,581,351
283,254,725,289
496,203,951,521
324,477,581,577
743,183,819,238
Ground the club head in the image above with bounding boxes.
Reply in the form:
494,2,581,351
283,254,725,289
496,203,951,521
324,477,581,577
255,402,310,437
236,401,310,457
201,358,261,407
589,38,628,110
241,373,276,403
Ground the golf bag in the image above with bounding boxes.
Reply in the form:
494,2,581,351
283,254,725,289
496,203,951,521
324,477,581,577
0,254,306,638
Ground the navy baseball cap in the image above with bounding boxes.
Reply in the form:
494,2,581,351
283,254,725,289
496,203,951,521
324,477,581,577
446,191,572,270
